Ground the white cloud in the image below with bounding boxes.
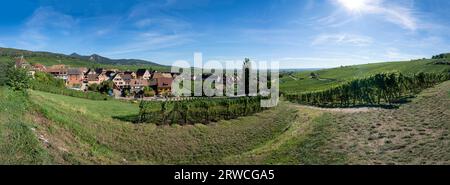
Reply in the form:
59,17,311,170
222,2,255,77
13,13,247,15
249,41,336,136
17,7,77,50
333,0,418,30
104,32,193,56
312,34,373,46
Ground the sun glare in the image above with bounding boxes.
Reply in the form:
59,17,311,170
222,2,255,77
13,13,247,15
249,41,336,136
337,0,368,12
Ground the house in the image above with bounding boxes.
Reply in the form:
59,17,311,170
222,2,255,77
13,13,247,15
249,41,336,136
122,73,133,86
86,73,100,85
98,72,109,83
46,65,68,81
105,71,117,79
130,79,150,92
152,72,172,79
15,56,31,69
112,73,126,89
150,72,173,95
124,71,137,79
154,77,172,95
32,63,46,72
136,69,151,80
67,68,84,87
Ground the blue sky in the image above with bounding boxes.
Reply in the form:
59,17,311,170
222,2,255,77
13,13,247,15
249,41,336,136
0,0,449,68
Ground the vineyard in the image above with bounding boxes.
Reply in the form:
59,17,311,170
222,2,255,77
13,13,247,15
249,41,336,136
138,96,267,125
284,72,450,107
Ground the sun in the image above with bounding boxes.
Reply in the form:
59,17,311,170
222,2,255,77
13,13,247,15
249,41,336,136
337,0,368,12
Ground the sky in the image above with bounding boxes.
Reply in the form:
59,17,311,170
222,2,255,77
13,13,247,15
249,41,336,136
0,0,449,68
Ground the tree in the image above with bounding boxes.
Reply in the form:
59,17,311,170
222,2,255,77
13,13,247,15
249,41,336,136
88,83,100,92
0,62,8,86
143,86,155,97
99,80,114,94
6,62,30,91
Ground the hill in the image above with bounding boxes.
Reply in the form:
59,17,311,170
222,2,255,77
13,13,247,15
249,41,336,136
280,58,450,94
69,53,164,66
1,78,448,164
0,47,170,71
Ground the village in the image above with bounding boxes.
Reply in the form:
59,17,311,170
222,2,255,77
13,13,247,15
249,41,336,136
12,56,238,99
14,56,178,98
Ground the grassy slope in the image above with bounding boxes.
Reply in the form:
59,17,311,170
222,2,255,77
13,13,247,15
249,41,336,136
227,81,450,164
0,87,52,164
25,90,296,164
280,59,450,94
1,80,449,164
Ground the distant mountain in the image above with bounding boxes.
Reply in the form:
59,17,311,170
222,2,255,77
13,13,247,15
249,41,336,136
0,47,165,67
69,52,164,66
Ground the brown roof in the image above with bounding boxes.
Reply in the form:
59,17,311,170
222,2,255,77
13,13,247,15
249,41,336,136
130,79,149,87
87,74,99,81
32,63,46,71
68,68,83,75
157,77,172,88
49,64,66,69
152,72,172,79
122,73,133,81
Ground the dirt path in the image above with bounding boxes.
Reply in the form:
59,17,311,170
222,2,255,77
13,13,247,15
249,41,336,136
293,104,380,113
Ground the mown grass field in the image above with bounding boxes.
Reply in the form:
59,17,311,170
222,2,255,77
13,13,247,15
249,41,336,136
19,90,296,164
280,59,450,94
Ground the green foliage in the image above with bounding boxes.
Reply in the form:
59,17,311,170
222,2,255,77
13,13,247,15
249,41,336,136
5,63,30,91
28,89,295,164
29,71,110,100
99,80,114,94
32,71,65,88
138,96,266,125
143,86,155,97
32,84,110,101
0,62,7,86
432,53,450,59
88,83,100,92
0,87,52,164
284,72,450,107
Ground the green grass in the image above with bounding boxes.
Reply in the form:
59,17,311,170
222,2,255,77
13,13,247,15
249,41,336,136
280,59,450,94
0,87,52,164
25,90,297,164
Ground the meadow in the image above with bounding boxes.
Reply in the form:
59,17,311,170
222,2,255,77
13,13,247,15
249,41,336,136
20,90,296,164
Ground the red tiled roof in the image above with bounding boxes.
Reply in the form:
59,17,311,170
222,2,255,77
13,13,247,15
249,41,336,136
157,77,172,88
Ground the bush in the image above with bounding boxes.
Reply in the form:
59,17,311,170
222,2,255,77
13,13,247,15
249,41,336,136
143,87,155,97
31,81,110,101
0,62,8,86
6,63,30,91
